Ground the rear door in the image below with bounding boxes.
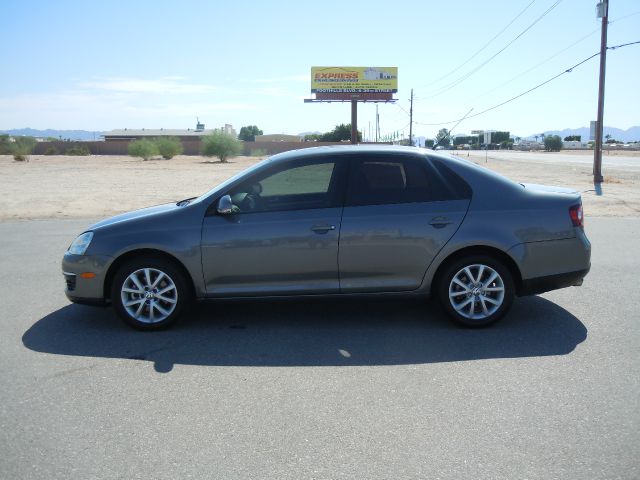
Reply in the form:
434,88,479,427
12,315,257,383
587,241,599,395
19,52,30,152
338,153,471,293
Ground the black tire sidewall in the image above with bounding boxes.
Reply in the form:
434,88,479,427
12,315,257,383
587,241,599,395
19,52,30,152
438,254,514,327
111,256,189,330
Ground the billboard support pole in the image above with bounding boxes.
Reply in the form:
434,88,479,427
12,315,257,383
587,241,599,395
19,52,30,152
351,99,358,144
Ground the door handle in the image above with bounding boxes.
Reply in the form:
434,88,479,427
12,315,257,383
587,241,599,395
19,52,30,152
429,216,453,228
311,224,336,234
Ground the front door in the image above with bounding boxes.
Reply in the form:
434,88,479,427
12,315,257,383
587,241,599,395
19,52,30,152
201,157,346,296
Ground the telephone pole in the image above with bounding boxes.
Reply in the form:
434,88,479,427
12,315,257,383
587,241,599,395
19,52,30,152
409,88,414,146
593,0,608,183
375,104,379,142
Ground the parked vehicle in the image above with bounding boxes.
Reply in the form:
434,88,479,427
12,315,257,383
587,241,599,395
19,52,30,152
62,145,590,329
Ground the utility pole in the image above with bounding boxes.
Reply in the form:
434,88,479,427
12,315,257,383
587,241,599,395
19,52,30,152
409,88,414,146
593,0,608,183
375,104,379,142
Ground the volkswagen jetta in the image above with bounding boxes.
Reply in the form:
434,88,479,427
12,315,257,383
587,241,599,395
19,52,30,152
62,146,590,329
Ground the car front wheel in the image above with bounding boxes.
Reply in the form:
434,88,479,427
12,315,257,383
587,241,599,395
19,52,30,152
111,256,189,330
438,255,514,327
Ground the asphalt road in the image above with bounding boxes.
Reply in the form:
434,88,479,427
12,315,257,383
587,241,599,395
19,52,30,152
463,150,640,170
1,218,638,479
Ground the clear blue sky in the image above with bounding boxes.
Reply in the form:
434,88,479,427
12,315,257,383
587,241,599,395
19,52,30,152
0,0,638,139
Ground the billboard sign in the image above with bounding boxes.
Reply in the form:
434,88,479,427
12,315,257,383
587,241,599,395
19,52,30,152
311,67,398,94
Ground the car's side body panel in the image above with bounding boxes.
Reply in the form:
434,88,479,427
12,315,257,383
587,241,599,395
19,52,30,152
201,207,342,296
339,200,469,292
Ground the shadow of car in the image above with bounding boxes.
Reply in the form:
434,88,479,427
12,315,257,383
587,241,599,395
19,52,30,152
23,296,587,373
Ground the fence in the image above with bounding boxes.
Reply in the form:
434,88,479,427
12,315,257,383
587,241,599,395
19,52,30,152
33,140,392,156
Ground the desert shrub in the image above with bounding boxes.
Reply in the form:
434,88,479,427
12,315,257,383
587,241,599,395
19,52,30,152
0,134,11,154
154,136,183,159
44,146,59,155
11,136,37,161
128,138,159,161
65,145,90,155
201,130,242,163
250,148,268,157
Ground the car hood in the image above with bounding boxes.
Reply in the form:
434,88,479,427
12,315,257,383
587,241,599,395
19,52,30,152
521,183,579,195
88,203,180,230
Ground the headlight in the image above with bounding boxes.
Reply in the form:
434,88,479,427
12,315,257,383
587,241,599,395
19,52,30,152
68,232,94,255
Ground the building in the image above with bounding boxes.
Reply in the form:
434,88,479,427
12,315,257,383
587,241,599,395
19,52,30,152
103,122,236,141
254,134,302,142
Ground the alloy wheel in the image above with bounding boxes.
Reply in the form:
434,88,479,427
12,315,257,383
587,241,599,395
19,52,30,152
120,268,178,324
448,264,505,321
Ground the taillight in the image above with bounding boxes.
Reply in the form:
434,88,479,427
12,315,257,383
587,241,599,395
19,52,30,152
569,204,584,229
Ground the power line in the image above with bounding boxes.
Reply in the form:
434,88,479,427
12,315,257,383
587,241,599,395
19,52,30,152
417,0,563,100
413,41,639,127
471,27,599,102
417,9,633,106
420,0,538,88
609,10,640,23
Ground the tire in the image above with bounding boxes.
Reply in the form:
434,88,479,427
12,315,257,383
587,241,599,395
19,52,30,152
437,254,515,327
111,256,190,330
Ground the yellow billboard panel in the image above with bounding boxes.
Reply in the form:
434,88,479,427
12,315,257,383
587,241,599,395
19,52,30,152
311,66,398,93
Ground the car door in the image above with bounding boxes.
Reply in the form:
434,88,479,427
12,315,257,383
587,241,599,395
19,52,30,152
201,156,347,296
338,153,471,293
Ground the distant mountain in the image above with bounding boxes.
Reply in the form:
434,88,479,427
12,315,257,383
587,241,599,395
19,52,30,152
525,126,640,142
0,128,104,140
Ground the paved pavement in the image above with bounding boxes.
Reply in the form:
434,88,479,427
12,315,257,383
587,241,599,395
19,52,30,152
464,150,640,170
1,218,638,479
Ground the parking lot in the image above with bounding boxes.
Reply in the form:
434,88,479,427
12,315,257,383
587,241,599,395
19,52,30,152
1,216,638,479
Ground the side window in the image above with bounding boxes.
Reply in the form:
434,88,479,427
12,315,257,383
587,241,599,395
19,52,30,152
429,158,472,200
228,160,338,213
346,157,431,206
260,163,334,196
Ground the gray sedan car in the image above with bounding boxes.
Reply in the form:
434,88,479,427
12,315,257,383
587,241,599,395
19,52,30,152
62,145,590,329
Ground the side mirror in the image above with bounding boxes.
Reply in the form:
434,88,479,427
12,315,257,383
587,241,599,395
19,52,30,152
216,195,234,215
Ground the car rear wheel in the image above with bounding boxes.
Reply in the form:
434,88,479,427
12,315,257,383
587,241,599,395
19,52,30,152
438,255,514,327
111,256,189,330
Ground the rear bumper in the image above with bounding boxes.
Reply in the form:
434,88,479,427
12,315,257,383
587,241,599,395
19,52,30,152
519,265,590,296
508,228,591,296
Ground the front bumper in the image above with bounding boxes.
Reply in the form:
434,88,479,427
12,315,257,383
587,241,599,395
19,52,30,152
62,252,113,304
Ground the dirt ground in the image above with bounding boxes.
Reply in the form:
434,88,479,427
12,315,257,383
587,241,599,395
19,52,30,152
0,150,638,221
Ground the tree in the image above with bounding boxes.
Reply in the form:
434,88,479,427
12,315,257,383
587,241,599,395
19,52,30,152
320,123,361,142
202,130,242,162
238,125,263,142
425,139,435,148
544,135,562,152
435,128,450,147
128,138,159,161
564,135,581,142
154,136,183,159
